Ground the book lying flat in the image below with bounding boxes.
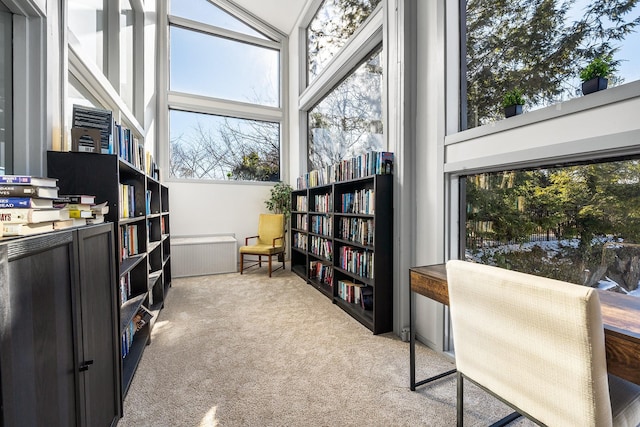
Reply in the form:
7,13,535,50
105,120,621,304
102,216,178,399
53,218,87,229
56,194,96,205
0,197,54,209
2,221,55,236
0,208,61,223
68,209,93,219
0,175,58,187
0,185,59,199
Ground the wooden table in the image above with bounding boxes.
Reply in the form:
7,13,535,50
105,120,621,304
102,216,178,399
409,264,640,389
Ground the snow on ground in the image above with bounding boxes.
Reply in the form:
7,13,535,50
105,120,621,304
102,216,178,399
466,237,639,298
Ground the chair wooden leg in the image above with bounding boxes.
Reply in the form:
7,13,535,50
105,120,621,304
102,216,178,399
240,253,244,274
457,371,464,427
268,255,272,277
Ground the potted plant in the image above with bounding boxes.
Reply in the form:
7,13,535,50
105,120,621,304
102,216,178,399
502,88,525,118
265,182,293,261
580,56,612,95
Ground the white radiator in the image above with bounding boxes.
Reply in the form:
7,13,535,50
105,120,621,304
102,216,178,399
171,235,237,277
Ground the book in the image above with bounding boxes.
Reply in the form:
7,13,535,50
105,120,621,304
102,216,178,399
64,203,93,211
0,197,54,209
56,194,96,205
68,209,93,219
53,218,87,229
91,201,109,215
360,286,373,310
2,221,55,236
0,184,59,198
86,214,105,224
0,208,61,223
0,175,58,187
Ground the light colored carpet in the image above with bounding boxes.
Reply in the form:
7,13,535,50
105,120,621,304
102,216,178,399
118,267,534,426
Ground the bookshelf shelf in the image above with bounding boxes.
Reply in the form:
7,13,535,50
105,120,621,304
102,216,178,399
290,174,393,334
47,150,172,399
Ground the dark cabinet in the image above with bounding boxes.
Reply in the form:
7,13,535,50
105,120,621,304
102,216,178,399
0,224,121,427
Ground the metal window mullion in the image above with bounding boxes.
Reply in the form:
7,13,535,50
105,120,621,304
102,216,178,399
105,0,120,94
167,91,283,123
133,3,144,120
168,15,280,51
208,0,286,43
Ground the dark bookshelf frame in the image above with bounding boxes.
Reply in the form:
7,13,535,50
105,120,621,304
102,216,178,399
47,150,172,397
290,174,393,334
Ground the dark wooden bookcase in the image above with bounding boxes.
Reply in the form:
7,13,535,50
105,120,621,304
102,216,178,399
290,174,393,334
0,224,121,427
47,151,172,396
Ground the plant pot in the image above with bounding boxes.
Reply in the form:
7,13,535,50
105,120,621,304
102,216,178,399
504,104,523,118
582,77,608,95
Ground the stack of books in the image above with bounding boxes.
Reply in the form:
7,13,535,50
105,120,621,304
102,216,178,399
54,194,110,229
0,175,61,236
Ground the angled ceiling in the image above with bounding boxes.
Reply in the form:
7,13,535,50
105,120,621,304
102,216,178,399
231,0,307,35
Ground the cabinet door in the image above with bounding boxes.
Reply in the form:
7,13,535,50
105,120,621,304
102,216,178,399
0,233,79,427
76,224,121,427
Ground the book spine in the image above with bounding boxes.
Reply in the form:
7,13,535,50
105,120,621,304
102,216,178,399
0,209,30,223
0,197,36,208
0,176,34,184
0,185,37,196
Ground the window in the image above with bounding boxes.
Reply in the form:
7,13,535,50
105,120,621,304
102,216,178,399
68,0,105,73
167,0,284,182
307,0,381,84
120,1,135,111
307,46,384,170
170,110,279,180
68,0,143,125
0,4,11,174
169,26,279,107
463,0,640,129
170,0,268,40
463,157,640,298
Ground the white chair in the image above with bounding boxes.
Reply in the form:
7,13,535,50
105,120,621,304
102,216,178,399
446,259,640,426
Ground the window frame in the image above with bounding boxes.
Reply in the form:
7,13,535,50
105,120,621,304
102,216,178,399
163,0,287,184
0,3,12,174
66,0,145,149
299,2,385,178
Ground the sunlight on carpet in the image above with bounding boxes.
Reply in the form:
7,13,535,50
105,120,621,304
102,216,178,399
198,406,219,427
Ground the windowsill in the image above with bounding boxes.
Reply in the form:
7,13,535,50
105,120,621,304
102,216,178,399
446,80,640,146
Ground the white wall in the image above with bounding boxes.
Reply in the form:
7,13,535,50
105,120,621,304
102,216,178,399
167,180,273,257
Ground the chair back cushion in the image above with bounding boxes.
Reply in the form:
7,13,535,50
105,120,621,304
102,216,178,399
446,260,613,427
258,214,284,247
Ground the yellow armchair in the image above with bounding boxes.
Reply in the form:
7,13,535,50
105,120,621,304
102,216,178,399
239,214,285,277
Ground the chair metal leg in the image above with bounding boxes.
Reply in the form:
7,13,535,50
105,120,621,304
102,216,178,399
258,255,262,267
268,255,272,277
457,371,464,427
240,253,244,274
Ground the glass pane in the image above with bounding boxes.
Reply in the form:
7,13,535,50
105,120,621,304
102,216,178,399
120,0,135,112
464,0,640,129
308,47,384,170
170,26,279,107
170,0,269,40
464,158,640,298
68,0,105,73
170,109,280,181
307,0,381,83
0,6,11,174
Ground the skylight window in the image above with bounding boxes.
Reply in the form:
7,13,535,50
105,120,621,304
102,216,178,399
170,0,269,40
